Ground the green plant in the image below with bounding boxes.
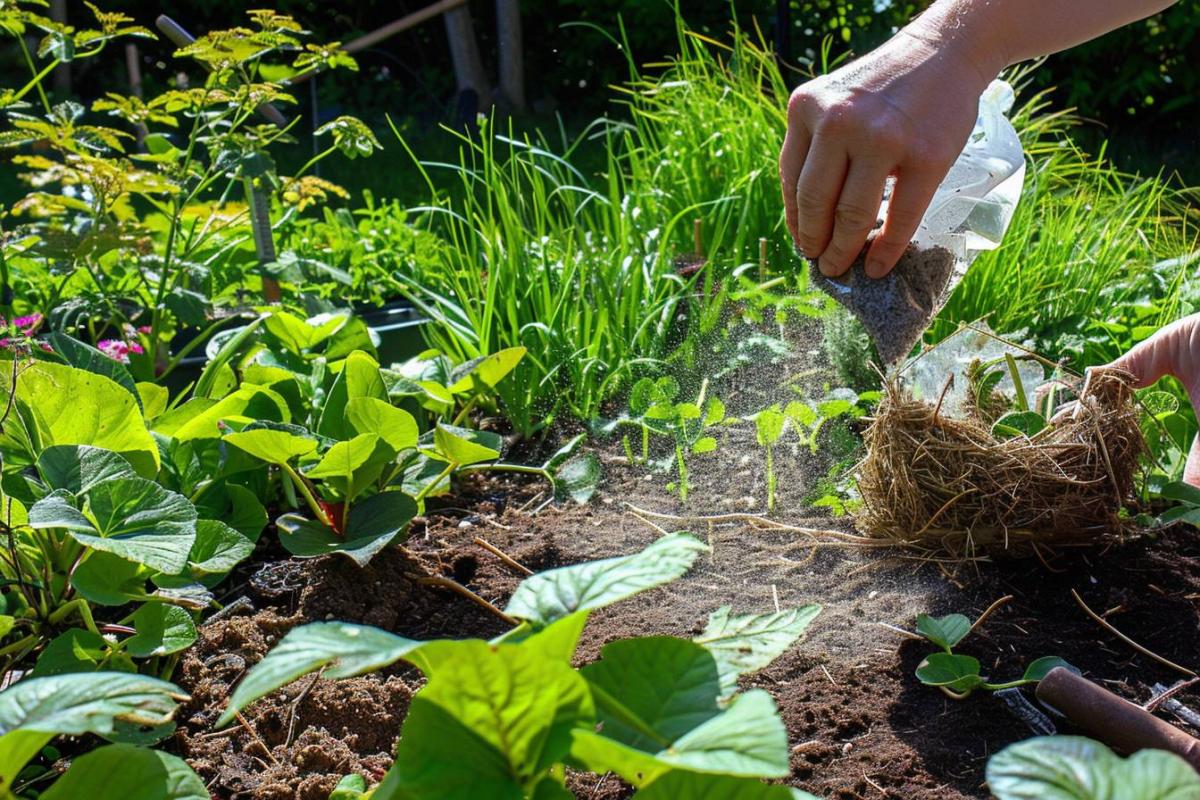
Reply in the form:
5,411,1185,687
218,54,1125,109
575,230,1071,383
0,3,375,381
624,377,726,504
986,735,1200,800
913,610,1071,700
0,671,204,797
218,533,822,799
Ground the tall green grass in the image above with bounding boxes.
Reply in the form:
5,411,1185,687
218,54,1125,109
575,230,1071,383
380,8,1199,445
387,15,797,434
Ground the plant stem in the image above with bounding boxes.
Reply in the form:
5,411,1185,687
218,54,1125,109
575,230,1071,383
280,462,333,527
412,462,457,504
47,597,101,636
15,38,52,114
766,443,775,513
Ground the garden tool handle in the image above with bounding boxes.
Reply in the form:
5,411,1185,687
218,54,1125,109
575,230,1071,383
154,15,289,129
1036,667,1200,770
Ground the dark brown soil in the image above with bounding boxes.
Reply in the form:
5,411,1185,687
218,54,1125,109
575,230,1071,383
175,458,1200,799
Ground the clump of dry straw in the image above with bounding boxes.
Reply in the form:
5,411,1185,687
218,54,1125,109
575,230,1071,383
856,365,1145,558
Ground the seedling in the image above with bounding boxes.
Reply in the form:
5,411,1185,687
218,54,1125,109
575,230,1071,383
752,405,785,512
912,605,1073,700
617,376,726,504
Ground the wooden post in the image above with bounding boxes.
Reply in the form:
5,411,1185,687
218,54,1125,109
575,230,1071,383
50,0,71,94
495,0,525,112
443,4,491,113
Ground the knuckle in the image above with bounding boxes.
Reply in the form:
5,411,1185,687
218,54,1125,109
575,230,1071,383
834,202,877,232
796,188,826,217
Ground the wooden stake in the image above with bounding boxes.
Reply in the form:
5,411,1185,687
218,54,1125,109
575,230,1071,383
758,237,768,283
693,218,703,259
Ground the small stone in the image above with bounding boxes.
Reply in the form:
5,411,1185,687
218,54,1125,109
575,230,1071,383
868,591,879,600
324,613,334,620
458,520,473,529
842,742,854,755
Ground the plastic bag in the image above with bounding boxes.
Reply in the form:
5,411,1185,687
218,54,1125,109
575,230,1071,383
811,80,1026,366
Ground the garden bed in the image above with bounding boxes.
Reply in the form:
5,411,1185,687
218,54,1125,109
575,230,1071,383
173,459,1200,799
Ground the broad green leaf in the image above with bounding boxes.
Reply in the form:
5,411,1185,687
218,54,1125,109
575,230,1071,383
187,519,254,577
31,630,126,677
581,637,723,749
553,452,601,504
784,401,817,428
677,403,702,421
223,428,317,464
346,397,419,451
0,361,159,474
543,434,585,471
695,605,822,695
692,436,718,454
915,653,985,692
447,346,527,393
915,613,971,651
571,689,789,785
0,670,184,737
71,551,152,606
1021,657,1074,683
277,490,416,566
505,533,708,626
40,743,208,800
1160,481,1200,508
219,622,423,726
380,638,593,800
754,407,785,446
317,351,388,440
635,773,820,800
1141,390,1181,420
37,445,136,494
305,434,393,500
630,378,657,415
194,482,267,542
169,385,290,441
992,411,1047,439
703,397,726,426
48,332,141,408
816,398,854,418
986,735,1200,799
433,423,501,465
29,478,197,574
137,382,170,420
263,311,346,354
126,604,197,658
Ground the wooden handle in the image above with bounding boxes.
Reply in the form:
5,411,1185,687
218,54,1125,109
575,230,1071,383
1036,667,1200,769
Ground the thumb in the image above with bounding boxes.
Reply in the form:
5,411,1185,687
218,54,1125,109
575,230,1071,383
1107,314,1200,390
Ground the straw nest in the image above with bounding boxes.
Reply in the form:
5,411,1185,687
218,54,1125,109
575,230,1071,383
855,366,1145,558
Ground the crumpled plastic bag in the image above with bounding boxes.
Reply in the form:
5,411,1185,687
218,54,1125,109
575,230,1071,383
810,80,1026,366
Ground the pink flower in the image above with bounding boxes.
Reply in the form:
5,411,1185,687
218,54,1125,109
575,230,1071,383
12,314,42,333
97,339,131,363
137,325,152,335
128,341,145,355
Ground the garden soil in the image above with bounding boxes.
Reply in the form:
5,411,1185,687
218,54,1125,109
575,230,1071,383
176,460,1200,800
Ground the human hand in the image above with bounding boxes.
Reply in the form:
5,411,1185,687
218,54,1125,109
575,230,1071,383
779,25,1001,279
1107,314,1200,486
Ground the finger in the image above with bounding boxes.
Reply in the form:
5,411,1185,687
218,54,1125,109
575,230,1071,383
864,166,942,278
1185,433,1200,488
779,114,812,250
794,131,847,262
816,158,890,277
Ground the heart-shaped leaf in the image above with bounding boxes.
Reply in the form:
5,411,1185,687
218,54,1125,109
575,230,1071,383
126,604,197,658
186,519,255,578
29,478,198,574
553,452,601,504
992,410,1047,439
37,445,136,495
447,347,526,394
71,551,152,606
915,653,984,693
916,613,971,651
277,490,416,566
346,397,419,451
432,423,500,466
31,629,129,677
222,428,317,465
1021,656,1074,683
986,735,1200,799
505,533,708,626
